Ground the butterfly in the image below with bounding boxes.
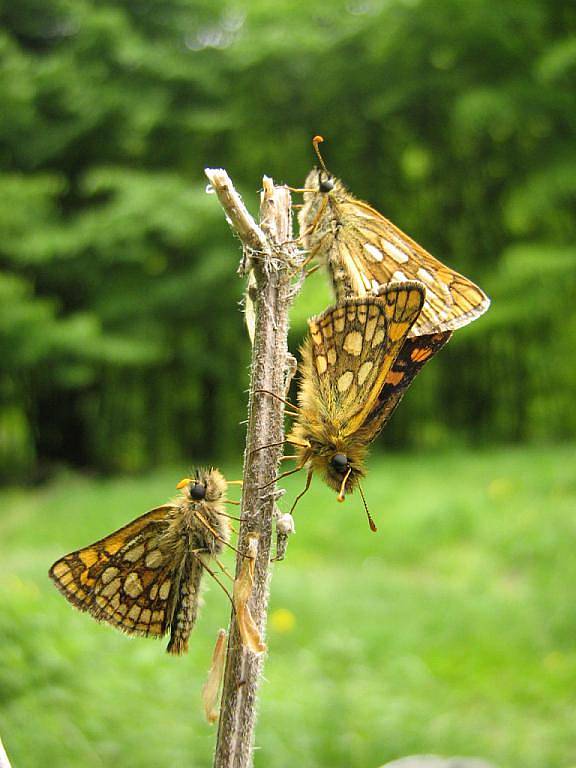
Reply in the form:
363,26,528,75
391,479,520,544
285,282,444,529
49,468,236,655
369,327,452,430
298,137,490,336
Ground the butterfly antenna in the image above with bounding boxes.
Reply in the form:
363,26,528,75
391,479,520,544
337,467,352,503
312,135,330,175
358,481,377,533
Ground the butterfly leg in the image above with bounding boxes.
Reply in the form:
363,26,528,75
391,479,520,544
304,263,321,278
249,439,290,456
286,185,316,194
258,459,308,491
300,197,329,240
215,556,234,581
198,550,235,610
219,507,244,522
289,468,313,515
250,435,309,459
194,509,253,560
200,559,235,604
298,237,325,269
253,389,302,416
193,550,235,598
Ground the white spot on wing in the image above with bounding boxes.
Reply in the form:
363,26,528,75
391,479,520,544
343,331,363,356
358,361,373,386
361,272,372,290
100,578,121,598
102,567,119,584
382,240,409,264
128,605,141,621
124,572,144,598
316,355,327,374
337,371,354,393
123,543,145,562
393,270,408,281
159,580,171,600
363,243,383,262
145,549,163,568
417,267,435,285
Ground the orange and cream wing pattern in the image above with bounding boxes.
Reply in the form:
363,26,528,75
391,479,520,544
338,196,489,335
300,169,490,337
49,505,180,639
305,282,424,436
361,330,452,442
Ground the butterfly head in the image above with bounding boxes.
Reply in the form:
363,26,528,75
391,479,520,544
311,442,366,500
318,173,334,194
315,443,374,528
176,467,227,503
188,481,207,501
303,167,342,197
329,452,354,502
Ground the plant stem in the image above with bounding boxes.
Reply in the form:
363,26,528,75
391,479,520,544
205,170,301,768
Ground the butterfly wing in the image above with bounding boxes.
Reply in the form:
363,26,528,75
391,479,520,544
300,172,490,336
304,283,425,437
49,505,184,639
360,330,452,442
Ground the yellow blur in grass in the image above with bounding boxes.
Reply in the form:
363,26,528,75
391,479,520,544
487,477,516,500
270,608,296,633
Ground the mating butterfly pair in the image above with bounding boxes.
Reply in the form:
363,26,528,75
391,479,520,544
280,138,489,524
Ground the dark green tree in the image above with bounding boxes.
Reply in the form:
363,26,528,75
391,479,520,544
0,0,574,480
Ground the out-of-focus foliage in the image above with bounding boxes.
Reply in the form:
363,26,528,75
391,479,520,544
0,0,574,480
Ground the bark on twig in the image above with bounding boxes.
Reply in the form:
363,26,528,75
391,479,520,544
205,169,302,768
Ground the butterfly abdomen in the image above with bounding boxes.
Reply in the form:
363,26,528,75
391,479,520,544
166,555,204,655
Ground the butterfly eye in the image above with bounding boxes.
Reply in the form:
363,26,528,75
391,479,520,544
330,453,349,474
319,176,334,193
189,482,206,500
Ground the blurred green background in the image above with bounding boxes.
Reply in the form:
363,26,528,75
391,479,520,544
1,0,575,766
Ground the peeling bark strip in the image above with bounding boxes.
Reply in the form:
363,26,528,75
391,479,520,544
205,170,302,768
203,628,228,724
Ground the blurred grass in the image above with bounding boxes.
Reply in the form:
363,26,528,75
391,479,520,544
1,446,575,768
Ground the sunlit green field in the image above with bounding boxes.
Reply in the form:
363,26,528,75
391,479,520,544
1,446,575,768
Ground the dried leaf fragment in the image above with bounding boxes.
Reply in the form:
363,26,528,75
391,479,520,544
233,534,267,654
202,628,227,724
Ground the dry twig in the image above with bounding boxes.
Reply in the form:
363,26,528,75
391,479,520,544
205,169,302,768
